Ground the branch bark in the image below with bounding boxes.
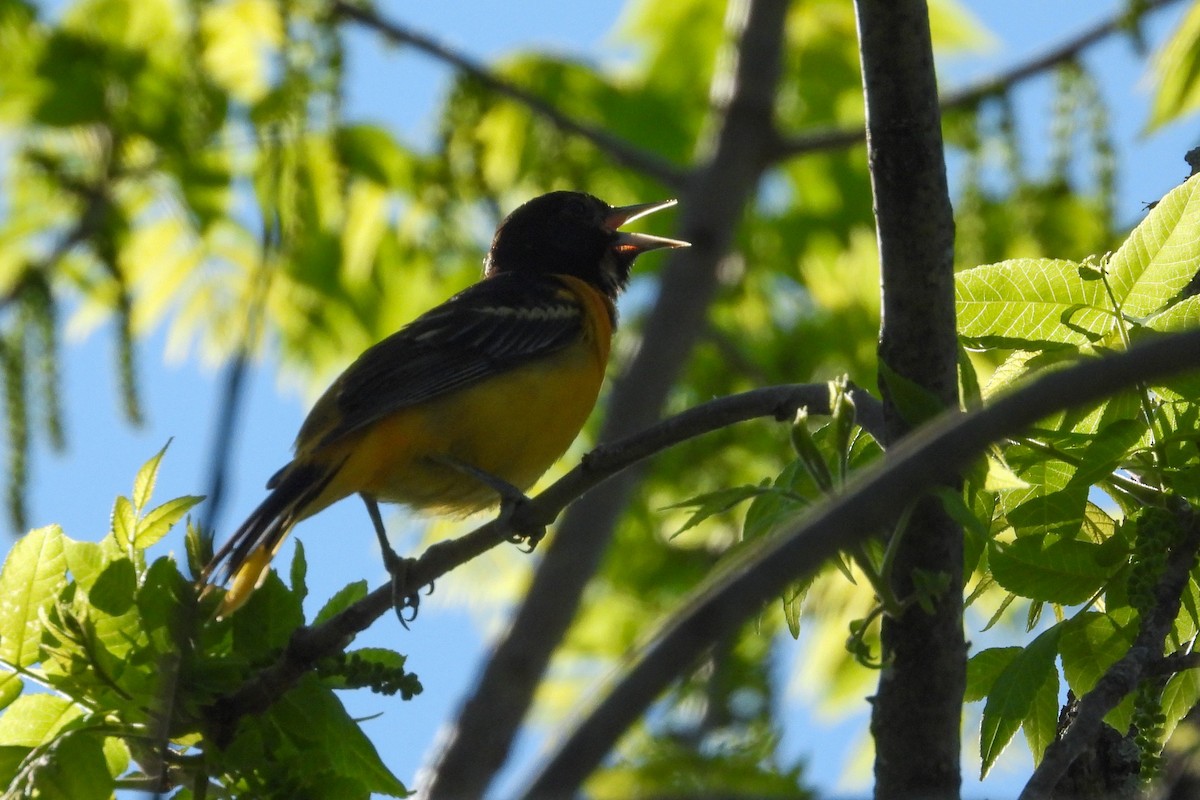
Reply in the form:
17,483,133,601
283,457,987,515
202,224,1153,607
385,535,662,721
853,1,962,798
516,328,1200,798
418,3,790,795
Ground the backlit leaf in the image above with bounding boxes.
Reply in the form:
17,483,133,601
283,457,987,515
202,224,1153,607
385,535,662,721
957,259,1112,349
980,626,1060,777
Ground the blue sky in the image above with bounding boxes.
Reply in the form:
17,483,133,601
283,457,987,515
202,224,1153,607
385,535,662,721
14,1,1200,796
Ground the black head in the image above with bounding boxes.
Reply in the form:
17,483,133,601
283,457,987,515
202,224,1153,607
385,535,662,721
483,191,688,298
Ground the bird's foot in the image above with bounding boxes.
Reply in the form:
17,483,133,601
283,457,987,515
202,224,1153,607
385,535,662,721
433,456,547,550
497,495,546,552
379,547,430,628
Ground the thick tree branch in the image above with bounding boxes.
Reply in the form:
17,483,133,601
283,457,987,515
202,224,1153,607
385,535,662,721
1020,507,1200,800
854,1,962,798
330,0,688,190
418,2,790,797
770,0,1184,162
516,329,1200,799
202,382,873,741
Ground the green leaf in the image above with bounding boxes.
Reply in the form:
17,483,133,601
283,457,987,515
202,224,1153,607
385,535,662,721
62,540,105,592
137,555,188,645
33,33,109,126
781,574,815,640
1161,668,1200,744
135,494,204,549
980,455,1029,491
336,124,415,188
743,461,810,541
110,495,135,550
346,647,407,670
1000,446,1087,539
1067,418,1149,488
0,525,66,668
983,348,1081,399
28,729,114,800
184,519,209,580
1059,611,1133,699
979,626,1061,777
132,441,171,512
879,359,948,426
268,675,408,797
88,558,137,616
988,535,1114,604
956,259,1112,349
314,580,369,626
173,149,232,230
101,736,130,783
940,483,994,576
958,345,984,408
667,485,774,538
1022,664,1059,763
0,694,80,746
0,746,30,788
291,539,308,605
1107,174,1200,317
232,573,304,660
1147,2,1200,130
0,673,22,713
1144,294,1200,332
965,647,1020,702
200,0,282,103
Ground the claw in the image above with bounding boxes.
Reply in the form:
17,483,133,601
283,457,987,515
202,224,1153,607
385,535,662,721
380,547,421,627
362,494,425,628
496,495,545,551
432,456,546,549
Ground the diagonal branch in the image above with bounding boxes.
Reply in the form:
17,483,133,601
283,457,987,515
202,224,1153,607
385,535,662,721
516,328,1200,799
1020,506,1200,800
202,382,874,743
770,0,1185,162
330,0,689,189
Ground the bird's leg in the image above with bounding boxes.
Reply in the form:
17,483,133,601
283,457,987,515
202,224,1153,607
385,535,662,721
432,456,547,550
360,494,425,626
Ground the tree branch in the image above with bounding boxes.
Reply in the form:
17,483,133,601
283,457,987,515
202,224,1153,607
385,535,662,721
769,0,1184,162
418,3,791,795
1020,506,1200,800
516,328,1200,799
854,0,962,797
329,0,689,190
202,382,875,742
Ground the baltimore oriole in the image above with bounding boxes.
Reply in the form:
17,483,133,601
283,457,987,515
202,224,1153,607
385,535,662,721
203,191,688,616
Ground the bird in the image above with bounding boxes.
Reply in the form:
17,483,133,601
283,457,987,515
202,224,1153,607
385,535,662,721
202,190,689,618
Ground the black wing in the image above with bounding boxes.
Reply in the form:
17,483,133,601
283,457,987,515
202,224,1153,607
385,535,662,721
305,272,589,447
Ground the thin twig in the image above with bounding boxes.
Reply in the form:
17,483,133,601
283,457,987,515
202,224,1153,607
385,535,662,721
770,0,1184,162
329,0,689,190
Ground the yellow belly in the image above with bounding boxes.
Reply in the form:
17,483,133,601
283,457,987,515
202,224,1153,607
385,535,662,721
301,336,605,518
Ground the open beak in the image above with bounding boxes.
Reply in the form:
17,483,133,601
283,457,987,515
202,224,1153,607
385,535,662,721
605,199,691,255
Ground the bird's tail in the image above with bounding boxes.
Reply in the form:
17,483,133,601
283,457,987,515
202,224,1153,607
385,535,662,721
202,460,342,617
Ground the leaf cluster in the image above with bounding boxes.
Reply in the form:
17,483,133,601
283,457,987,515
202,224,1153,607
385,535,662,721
0,446,416,798
956,173,1200,778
